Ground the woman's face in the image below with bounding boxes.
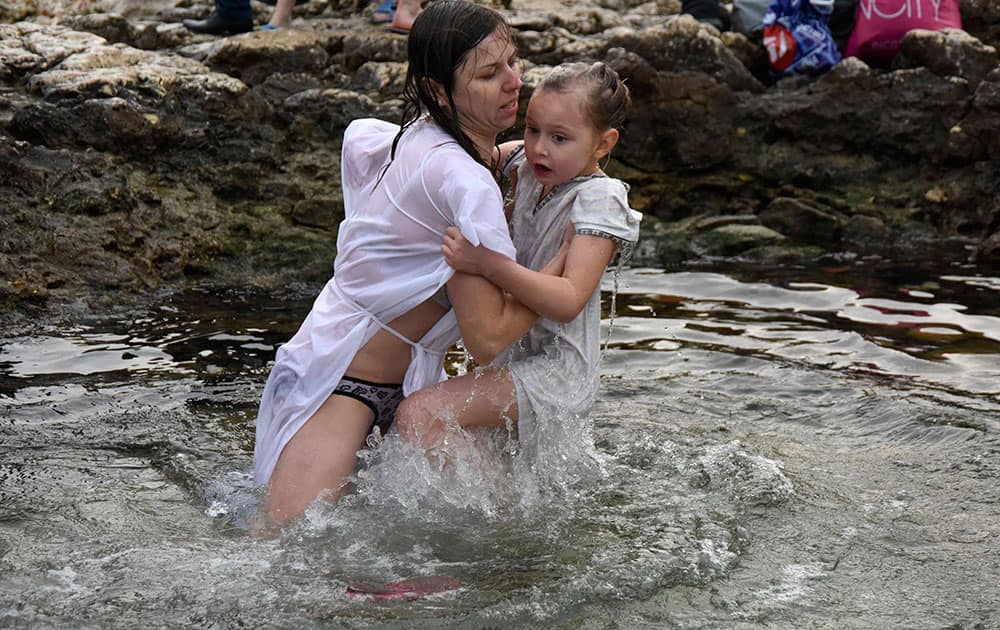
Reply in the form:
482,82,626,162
450,28,522,154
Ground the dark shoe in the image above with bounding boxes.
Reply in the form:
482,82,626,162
182,12,253,35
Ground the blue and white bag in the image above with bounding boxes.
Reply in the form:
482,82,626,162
761,0,843,76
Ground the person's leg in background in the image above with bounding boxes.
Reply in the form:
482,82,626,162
263,0,296,29
183,0,253,35
389,0,422,33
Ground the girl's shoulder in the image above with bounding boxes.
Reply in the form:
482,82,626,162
569,176,643,244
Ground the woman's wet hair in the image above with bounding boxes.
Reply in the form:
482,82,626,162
393,0,512,169
536,62,631,132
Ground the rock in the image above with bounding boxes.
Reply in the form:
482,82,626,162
111,0,179,19
606,16,763,92
1,0,999,313
842,214,892,249
290,197,344,230
978,229,1000,262
895,28,999,86
945,67,1000,161
692,223,787,257
200,29,334,86
759,197,847,246
60,13,136,45
134,22,191,50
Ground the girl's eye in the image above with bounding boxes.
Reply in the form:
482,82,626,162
553,135,567,144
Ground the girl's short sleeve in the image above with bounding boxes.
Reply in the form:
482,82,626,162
569,178,643,249
424,147,516,259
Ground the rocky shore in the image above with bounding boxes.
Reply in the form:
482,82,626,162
1,0,999,316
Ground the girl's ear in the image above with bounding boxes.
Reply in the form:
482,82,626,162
593,128,619,162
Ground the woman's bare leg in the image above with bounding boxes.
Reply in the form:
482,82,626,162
259,395,373,530
395,366,518,454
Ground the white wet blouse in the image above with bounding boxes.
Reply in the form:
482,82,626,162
253,117,516,487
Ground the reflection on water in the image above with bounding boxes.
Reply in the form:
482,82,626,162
1,267,998,628
603,269,1000,396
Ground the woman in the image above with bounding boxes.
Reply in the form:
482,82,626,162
252,0,549,529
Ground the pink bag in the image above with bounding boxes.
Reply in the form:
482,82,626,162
844,0,962,64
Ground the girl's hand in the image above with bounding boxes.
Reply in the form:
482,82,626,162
442,226,487,275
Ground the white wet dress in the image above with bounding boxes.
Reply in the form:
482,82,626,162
494,151,642,448
253,117,516,487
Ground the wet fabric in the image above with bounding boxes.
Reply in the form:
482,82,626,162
494,151,642,438
252,117,516,487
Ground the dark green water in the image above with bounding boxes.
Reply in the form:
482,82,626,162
1,262,997,629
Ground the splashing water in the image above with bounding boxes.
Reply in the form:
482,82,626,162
1,264,998,628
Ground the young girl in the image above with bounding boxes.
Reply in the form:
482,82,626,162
394,61,642,461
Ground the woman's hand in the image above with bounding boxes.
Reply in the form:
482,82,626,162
443,226,491,276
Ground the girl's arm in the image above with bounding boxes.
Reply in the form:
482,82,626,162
444,232,570,366
443,226,616,324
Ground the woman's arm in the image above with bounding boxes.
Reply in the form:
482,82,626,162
444,229,571,365
446,272,536,365
444,226,616,324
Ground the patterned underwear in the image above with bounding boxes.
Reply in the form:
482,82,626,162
330,375,405,437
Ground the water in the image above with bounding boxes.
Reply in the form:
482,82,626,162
1,262,998,629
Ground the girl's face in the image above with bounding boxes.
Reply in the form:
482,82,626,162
523,86,617,193
450,28,522,157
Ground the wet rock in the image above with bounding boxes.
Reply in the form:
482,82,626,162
693,223,787,257
843,214,892,249
759,197,846,246
978,230,1000,262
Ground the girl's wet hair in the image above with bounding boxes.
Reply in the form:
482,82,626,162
536,62,631,132
393,0,512,169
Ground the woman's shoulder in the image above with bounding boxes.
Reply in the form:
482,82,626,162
345,117,399,140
